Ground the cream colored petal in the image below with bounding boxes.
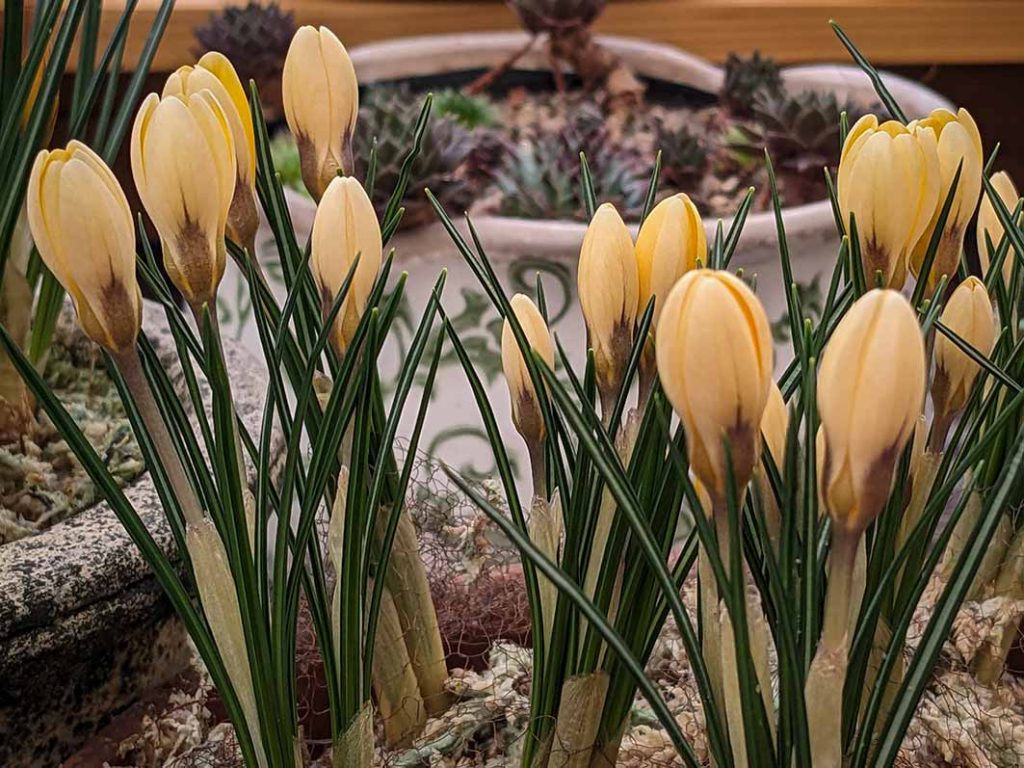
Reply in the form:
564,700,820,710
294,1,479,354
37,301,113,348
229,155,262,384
318,26,359,144
840,113,878,165
190,91,237,221
26,150,67,286
198,51,256,182
283,26,334,169
138,97,222,236
129,93,159,209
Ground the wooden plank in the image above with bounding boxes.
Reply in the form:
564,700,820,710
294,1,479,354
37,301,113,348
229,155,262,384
11,0,1024,73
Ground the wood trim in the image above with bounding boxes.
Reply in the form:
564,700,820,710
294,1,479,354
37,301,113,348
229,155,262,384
16,0,1024,73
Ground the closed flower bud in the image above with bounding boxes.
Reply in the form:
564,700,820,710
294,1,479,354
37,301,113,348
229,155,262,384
635,193,706,327
310,176,381,355
27,141,141,353
760,380,788,471
909,108,984,294
976,171,1020,286
578,203,638,411
656,270,774,500
933,277,996,419
501,294,554,447
282,26,358,201
838,115,940,289
131,90,236,309
817,289,926,535
163,52,259,253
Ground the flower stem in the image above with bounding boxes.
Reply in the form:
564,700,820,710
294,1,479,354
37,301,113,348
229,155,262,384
806,530,860,768
113,346,204,526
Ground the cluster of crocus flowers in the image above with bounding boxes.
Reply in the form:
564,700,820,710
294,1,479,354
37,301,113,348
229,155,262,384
839,108,983,296
837,115,939,290
282,25,359,201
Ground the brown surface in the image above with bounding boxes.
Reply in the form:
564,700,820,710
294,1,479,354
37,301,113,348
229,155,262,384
9,0,1024,75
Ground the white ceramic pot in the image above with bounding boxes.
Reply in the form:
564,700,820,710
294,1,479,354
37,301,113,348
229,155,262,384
347,32,952,270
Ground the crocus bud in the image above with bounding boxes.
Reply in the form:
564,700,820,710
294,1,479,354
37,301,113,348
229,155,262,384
838,115,940,289
163,52,258,253
578,203,638,411
932,277,996,419
635,193,706,327
976,171,1020,285
131,90,236,310
310,176,381,355
27,141,141,353
282,26,358,201
656,270,774,500
909,108,983,295
760,380,788,471
817,290,926,535
501,294,554,447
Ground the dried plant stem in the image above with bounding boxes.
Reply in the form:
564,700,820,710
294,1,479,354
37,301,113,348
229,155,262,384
968,512,1013,601
719,602,749,768
699,542,726,739
186,517,268,768
754,470,781,556
382,510,452,716
589,721,626,768
710,502,776,767
321,375,448,721
806,530,860,768
464,34,537,95
549,672,610,768
373,583,428,747
530,492,563,648
114,347,204,526
940,479,981,582
332,702,373,768
973,526,1024,686
637,340,656,413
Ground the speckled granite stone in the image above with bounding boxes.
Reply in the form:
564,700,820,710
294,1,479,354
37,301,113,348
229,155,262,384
0,302,271,767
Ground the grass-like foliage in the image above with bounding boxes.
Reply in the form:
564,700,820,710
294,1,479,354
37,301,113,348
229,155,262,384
433,22,1024,768
1,76,446,766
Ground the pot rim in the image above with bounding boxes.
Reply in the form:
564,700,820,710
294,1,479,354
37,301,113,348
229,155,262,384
346,31,954,265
